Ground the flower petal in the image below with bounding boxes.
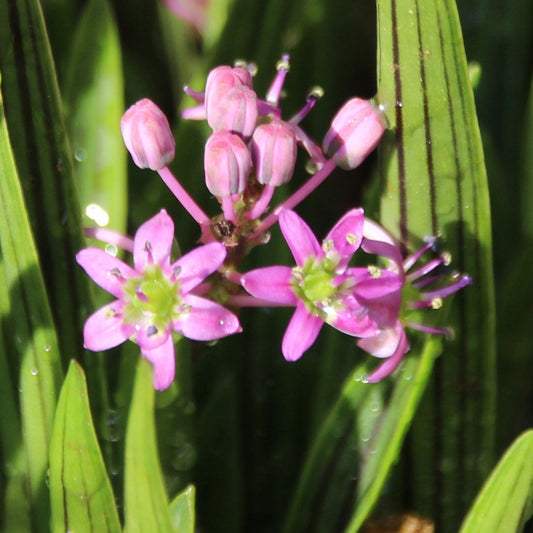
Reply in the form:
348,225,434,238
325,208,364,271
83,301,133,351
281,301,323,361
77,248,136,298
174,294,241,340
133,210,174,271
332,306,380,338
241,266,297,305
134,323,171,350
361,324,409,383
173,242,226,293
279,209,321,265
141,335,176,390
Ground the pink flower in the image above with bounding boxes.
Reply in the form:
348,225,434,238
121,99,175,170
77,210,241,390
241,209,390,361
356,219,472,382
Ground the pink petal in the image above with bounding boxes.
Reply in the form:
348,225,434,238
279,210,321,265
173,242,226,294
241,266,297,305
362,238,404,273
133,210,174,271
83,301,133,351
174,294,241,341
134,323,171,350
358,321,405,359
325,208,364,271
332,307,380,338
141,336,176,390
281,301,323,361
362,324,409,383
76,248,136,298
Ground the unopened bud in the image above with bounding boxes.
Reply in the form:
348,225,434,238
323,98,385,170
121,99,175,170
251,120,297,186
204,131,251,197
207,85,258,140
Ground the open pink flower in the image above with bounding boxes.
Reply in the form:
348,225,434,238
241,209,397,361
77,210,241,390
356,219,472,382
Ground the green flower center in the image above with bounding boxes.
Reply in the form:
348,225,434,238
291,256,348,320
122,265,181,333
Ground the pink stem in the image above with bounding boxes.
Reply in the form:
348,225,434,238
157,166,210,226
252,159,337,236
246,184,275,220
84,227,134,252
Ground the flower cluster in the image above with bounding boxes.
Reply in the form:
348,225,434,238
78,55,470,390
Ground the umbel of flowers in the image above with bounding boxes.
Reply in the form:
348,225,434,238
78,55,471,390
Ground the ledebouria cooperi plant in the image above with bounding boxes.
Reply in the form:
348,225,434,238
77,54,471,390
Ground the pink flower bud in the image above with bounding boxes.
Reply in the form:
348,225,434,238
207,86,258,140
251,119,297,186
204,131,251,197
322,98,385,170
121,99,175,170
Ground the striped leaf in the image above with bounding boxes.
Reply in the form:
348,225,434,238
376,0,496,528
124,357,175,533
0,77,63,530
49,360,121,533
459,430,533,533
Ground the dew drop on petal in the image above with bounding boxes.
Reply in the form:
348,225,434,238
31,368,38,376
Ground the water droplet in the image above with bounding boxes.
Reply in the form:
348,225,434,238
74,148,87,162
30,368,38,376
85,203,110,227
396,101,403,108
44,344,51,352
105,243,118,256
219,319,225,326
305,159,318,175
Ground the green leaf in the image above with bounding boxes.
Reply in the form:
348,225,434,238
0,76,63,530
49,360,121,533
0,0,91,361
124,357,175,533
283,338,440,533
459,430,533,533
169,485,195,533
376,0,496,528
63,0,127,235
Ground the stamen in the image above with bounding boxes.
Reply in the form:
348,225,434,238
346,233,358,245
402,241,434,271
407,321,453,339
289,86,324,124
368,265,382,278
419,274,473,301
266,54,290,106
406,256,445,283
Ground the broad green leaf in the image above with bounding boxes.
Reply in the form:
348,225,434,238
376,1,496,528
0,0,91,361
459,430,533,533
124,357,175,533
169,485,195,533
0,77,63,529
49,360,121,533
63,0,127,235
